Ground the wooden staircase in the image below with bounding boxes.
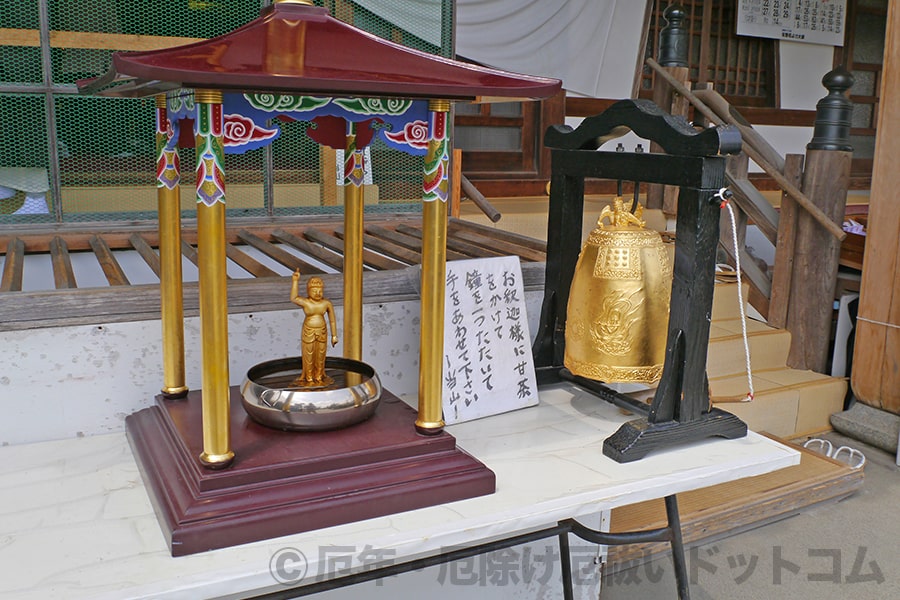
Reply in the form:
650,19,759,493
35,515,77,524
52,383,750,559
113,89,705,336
708,281,847,439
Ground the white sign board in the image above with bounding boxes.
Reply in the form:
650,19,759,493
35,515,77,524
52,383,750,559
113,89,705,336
737,0,846,47
442,256,539,424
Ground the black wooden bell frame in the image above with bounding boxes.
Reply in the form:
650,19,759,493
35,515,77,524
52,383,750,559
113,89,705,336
532,99,748,463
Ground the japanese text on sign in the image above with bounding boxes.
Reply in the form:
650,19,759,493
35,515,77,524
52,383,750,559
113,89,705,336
737,0,846,47
442,257,538,424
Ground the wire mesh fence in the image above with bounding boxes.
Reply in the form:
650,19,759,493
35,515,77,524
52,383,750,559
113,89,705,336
0,0,452,225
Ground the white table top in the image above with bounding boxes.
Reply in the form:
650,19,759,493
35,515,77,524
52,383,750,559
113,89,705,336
0,384,799,600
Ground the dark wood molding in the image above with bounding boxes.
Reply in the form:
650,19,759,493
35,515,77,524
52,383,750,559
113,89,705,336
564,95,815,127
738,107,815,127
461,177,629,199
748,171,871,192
540,89,566,178
455,114,525,127
564,97,620,118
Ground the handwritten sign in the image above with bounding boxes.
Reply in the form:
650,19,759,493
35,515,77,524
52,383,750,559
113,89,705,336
737,0,846,47
442,256,539,424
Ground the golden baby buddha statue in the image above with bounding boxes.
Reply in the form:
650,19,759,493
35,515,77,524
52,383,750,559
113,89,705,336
290,269,338,388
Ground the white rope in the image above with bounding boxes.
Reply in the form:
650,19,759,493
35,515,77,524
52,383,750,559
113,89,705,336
721,192,755,402
856,316,900,330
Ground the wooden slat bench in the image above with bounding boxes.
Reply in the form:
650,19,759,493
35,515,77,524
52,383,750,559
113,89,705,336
0,216,547,332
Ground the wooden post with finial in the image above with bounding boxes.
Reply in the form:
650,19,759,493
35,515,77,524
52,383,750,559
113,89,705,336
647,4,691,213
785,67,854,373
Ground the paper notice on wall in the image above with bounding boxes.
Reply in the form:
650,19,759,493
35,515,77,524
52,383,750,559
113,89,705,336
442,256,539,425
737,0,847,47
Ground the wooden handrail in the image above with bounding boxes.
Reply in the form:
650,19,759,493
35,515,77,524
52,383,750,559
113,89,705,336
646,58,846,241
460,175,502,223
694,88,786,174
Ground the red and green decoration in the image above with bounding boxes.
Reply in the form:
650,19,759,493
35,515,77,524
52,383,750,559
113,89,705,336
194,101,226,207
423,110,449,203
155,103,180,190
344,121,366,188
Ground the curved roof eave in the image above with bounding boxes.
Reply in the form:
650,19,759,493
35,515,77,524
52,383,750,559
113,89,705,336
80,3,561,101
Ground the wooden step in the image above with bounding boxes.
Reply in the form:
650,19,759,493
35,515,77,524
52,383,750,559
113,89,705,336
755,368,848,437
711,282,746,321
706,323,792,378
711,281,751,321
606,435,864,569
710,373,800,438
706,280,847,437
711,368,847,437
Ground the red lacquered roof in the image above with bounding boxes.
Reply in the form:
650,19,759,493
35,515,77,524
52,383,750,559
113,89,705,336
82,2,561,101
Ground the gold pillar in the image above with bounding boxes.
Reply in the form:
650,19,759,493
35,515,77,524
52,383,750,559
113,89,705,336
416,99,451,435
343,121,364,362
155,94,187,398
194,89,234,469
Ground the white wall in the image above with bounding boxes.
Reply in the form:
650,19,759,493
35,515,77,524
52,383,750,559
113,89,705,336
0,292,545,446
779,41,837,110
748,41,837,171
456,0,646,99
0,304,409,445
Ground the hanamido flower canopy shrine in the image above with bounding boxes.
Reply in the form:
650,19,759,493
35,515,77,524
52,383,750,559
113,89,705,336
79,0,560,555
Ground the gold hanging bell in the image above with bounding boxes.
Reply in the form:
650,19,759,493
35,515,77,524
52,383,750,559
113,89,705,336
564,197,672,384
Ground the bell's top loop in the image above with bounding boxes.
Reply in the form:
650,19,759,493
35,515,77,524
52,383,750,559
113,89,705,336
598,196,645,230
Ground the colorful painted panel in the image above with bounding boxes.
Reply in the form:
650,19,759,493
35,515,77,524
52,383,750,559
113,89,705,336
165,92,429,156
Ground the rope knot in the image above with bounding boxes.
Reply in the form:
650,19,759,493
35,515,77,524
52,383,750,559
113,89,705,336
714,187,733,209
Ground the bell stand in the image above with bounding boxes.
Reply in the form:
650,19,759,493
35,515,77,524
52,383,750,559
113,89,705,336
532,99,749,463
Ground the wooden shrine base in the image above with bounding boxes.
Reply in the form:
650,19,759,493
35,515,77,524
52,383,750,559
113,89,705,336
126,387,495,557
606,434,864,568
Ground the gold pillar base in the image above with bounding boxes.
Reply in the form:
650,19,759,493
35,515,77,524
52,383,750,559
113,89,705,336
414,419,445,436
199,450,235,470
161,385,189,399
